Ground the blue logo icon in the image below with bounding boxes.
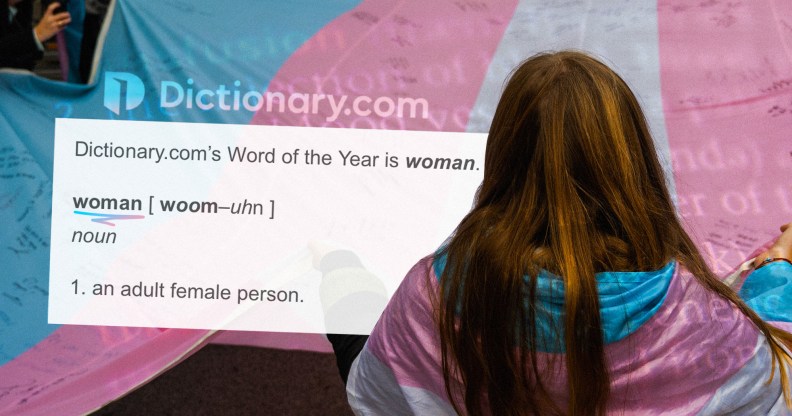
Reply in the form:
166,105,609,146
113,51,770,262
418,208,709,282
103,72,145,115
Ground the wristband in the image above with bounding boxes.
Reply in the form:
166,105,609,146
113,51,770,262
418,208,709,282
755,257,792,270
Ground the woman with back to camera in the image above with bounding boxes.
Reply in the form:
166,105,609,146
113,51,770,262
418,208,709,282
341,50,792,415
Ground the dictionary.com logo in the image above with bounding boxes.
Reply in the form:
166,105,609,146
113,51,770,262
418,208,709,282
103,72,145,115
100,71,429,121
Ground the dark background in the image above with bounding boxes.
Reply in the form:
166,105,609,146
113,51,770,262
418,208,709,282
91,345,354,415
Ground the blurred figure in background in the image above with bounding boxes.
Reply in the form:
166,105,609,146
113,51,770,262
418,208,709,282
1,0,70,70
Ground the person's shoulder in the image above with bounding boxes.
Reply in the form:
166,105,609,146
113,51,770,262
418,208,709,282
366,255,441,360
391,255,438,303
396,254,442,298
406,254,436,276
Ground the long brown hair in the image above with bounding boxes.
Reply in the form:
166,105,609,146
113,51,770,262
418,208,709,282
436,50,792,415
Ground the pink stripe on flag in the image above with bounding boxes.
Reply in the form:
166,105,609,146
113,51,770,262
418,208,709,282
658,0,792,272
0,326,213,416
251,0,518,131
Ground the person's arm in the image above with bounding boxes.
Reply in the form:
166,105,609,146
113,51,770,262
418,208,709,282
0,1,69,69
0,28,39,57
753,223,792,270
739,223,792,326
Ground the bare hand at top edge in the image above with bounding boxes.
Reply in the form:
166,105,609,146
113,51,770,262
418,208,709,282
754,223,792,268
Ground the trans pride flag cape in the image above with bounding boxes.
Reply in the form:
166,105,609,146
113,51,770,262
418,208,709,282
348,257,792,415
1,0,791,414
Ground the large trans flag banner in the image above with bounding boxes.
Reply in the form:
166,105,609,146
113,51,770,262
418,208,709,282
2,1,791,414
